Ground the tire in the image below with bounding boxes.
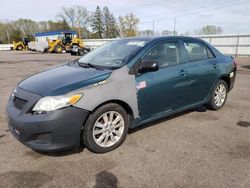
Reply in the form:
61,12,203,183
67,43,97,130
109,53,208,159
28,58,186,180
70,44,79,55
70,51,77,55
207,79,228,110
83,103,129,153
17,45,23,51
54,45,63,53
78,49,85,56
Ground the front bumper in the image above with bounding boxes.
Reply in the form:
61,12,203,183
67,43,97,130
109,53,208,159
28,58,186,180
6,87,89,152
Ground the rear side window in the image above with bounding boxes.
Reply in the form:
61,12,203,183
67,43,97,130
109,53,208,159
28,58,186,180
184,41,215,62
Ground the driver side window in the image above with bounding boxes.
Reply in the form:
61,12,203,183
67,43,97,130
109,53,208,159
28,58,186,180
142,41,181,68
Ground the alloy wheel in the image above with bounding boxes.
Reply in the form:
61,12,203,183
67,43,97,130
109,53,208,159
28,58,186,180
214,83,226,107
92,111,125,147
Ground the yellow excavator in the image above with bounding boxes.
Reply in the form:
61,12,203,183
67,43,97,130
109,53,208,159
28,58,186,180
11,37,31,50
47,32,83,53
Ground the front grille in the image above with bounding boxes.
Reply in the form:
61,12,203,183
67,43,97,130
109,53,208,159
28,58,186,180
13,96,28,110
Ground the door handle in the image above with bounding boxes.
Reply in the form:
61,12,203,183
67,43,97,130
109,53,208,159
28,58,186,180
179,70,188,76
213,63,220,68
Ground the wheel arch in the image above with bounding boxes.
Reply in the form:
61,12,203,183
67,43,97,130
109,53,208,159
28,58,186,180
204,74,230,104
91,100,134,118
219,75,230,90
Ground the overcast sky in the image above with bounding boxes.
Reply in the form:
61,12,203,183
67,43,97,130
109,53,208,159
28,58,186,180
1,0,250,34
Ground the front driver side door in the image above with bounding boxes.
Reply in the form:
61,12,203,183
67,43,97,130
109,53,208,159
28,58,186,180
135,40,190,123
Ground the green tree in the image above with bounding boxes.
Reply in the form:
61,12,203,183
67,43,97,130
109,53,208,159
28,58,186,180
8,25,23,42
0,22,25,43
38,21,49,32
103,6,111,38
199,25,223,35
102,6,119,38
0,23,9,43
91,6,104,39
47,19,70,31
12,19,39,38
118,13,140,37
139,29,154,36
109,14,119,38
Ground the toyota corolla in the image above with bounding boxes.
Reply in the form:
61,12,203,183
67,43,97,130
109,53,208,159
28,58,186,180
6,36,237,153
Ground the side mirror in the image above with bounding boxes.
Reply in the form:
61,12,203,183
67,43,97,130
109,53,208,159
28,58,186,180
138,60,159,74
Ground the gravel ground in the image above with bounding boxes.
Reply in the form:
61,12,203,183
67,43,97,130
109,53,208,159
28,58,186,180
0,51,249,188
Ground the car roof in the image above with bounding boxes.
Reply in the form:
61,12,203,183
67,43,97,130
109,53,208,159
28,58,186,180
123,36,205,43
125,36,222,57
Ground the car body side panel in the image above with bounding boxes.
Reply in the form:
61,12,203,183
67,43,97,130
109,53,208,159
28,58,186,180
185,58,220,105
73,66,139,118
136,63,189,122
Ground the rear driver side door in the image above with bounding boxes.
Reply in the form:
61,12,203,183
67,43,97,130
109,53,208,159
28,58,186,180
182,40,220,105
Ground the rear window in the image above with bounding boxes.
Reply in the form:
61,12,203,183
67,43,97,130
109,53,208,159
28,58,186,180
184,41,215,62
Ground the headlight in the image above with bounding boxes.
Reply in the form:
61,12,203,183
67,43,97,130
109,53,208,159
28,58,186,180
32,94,82,112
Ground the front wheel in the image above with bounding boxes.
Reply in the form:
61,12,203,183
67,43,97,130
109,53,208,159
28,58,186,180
207,79,228,110
54,45,63,53
17,45,23,50
83,103,129,153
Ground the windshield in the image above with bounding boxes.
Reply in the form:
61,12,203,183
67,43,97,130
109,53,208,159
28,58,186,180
78,39,150,69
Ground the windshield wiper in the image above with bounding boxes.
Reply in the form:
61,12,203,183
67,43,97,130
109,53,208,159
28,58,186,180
78,61,104,70
68,59,87,67
68,60,90,68
69,60,105,70
86,63,104,70
78,62,91,68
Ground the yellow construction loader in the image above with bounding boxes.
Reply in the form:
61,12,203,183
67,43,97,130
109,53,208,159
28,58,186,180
11,37,31,50
47,32,83,53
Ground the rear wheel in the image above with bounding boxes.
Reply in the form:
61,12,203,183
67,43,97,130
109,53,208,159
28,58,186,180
83,103,129,153
54,45,63,53
207,79,228,110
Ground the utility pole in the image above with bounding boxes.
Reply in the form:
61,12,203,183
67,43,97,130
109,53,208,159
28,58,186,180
173,17,176,36
152,20,155,36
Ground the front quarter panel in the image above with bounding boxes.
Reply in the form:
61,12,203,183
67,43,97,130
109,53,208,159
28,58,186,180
73,66,139,118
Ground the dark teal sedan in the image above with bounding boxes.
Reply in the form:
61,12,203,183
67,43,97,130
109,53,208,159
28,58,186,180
6,36,237,153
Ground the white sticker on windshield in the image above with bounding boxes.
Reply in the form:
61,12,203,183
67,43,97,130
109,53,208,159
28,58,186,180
127,41,146,47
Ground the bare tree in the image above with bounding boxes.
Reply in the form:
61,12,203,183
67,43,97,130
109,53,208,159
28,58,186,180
57,5,91,37
118,13,140,37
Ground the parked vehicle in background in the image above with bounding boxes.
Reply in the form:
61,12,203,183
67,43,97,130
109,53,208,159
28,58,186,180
46,32,84,53
6,36,237,153
29,30,86,53
11,37,31,51
70,45,91,56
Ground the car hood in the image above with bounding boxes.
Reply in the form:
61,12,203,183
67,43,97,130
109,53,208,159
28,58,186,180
18,64,112,96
